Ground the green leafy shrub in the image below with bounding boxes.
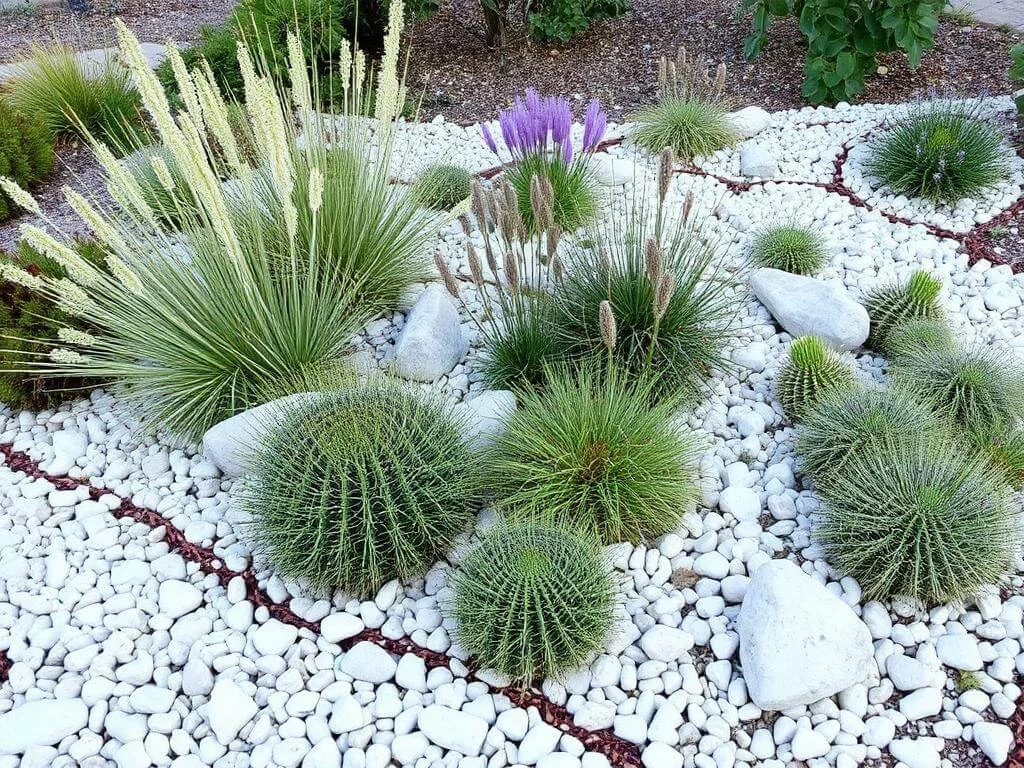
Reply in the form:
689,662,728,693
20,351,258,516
528,0,629,42
865,102,1011,204
631,48,737,162
5,43,145,149
1011,43,1024,121
776,335,857,420
749,224,826,275
863,270,944,353
0,241,105,409
796,385,938,484
484,364,701,544
451,521,616,682
412,163,473,211
884,317,954,360
816,430,1018,605
241,384,478,595
740,0,944,103
0,99,54,222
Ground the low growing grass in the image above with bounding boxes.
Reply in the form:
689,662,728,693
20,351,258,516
749,224,826,275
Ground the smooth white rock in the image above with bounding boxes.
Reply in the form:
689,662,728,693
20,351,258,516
392,285,467,382
0,700,88,755
417,705,488,757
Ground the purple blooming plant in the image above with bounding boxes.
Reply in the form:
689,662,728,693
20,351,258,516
482,89,608,165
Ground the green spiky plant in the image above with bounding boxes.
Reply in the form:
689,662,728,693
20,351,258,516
863,270,944,353
412,163,473,211
884,317,955,361
631,48,738,162
0,99,54,222
483,364,701,544
749,224,827,275
796,385,939,486
478,292,563,391
776,336,857,420
241,383,479,596
865,101,1011,205
450,521,617,682
816,430,1018,605
968,418,1024,487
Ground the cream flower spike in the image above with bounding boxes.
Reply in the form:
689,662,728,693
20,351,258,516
0,177,42,216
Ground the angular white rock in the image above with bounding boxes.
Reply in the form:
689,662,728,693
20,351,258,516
0,700,88,755
392,284,467,382
974,722,1013,766
453,389,516,448
158,581,203,619
729,106,771,139
208,680,258,745
338,641,397,683
639,625,694,662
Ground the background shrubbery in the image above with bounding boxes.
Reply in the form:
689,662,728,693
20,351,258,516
0,99,54,223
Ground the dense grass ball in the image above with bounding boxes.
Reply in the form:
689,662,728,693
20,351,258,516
865,102,1010,204
241,385,479,596
816,431,1018,605
479,294,563,392
776,336,857,421
631,97,739,161
451,521,616,682
864,270,944,353
507,155,599,232
484,365,701,544
969,419,1024,487
412,163,473,211
884,318,955,361
796,386,938,485
749,225,826,275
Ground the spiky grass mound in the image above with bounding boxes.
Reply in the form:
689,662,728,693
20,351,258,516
479,293,563,392
865,101,1011,204
796,386,939,485
884,318,955,361
507,154,599,233
864,270,944,353
891,343,1024,429
484,365,701,544
241,385,479,596
451,521,616,682
631,97,739,162
776,336,856,420
412,163,473,211
749,225,827,275
816,431,1018,605
968,418,1024,487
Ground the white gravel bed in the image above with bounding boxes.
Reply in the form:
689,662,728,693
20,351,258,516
1,97,1023,768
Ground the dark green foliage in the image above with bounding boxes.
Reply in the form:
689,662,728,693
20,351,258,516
884,317,955,360
776,335,857,420
412,163,473,211
528,0,629,42
1011,43,1024,120
749,224,826,275
484,364,701,545
866,102,1010,204
0,99,55,222
796,385,938,484
508,154,599,233
451,521,616,682
479,293,563,392
740,0,944,103
241,384,479,596
816,430,1017,604
156,25,244,106
0,241,105,409
632,98,738,162
864,270,944,353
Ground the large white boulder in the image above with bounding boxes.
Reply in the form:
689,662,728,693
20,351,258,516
0,699,88,755
207,680,258,745
751,268,870,351
392,284,467,382
201,392,316,478
737,559,875,710
729,106,771,139
974,722,1013,766
453,390,516,448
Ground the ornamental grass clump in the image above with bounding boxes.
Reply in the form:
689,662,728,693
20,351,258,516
0,8,436,441
776,335,856,420
816,430,1018,605
481,90,606,232
749,224,827,275
864,270,944,353
631,47,738,162
451,521,616,682
865,101,1011,205
884,317,955,361
0,99,54,222
411,163,473,211
483,363,702,545
241,383,479,596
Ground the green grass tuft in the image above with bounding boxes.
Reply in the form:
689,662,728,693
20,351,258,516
483,364,702,544
412,163,473,211
749,224,827,275
884,317,955,361
241,384,480,596
0,98,54,222
816,430,1018,605
865,101,1011,205
776,336,857,420
864,270,944,353
123,145,199,229
507,154,599,233
451,521,616,682
478,293,563,392
631,97,739,162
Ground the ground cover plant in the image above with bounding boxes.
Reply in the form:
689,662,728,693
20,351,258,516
528,0,630,42
451,521,616,682
776,335,856,420
483,363,701,544
4,42,145,149
631,47,737,162
865,101,1011,205
240,382,479,596
749,223,826,275
0,99,54,223
0,5,435,441
863,269,944,353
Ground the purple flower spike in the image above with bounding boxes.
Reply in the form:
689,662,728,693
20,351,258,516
582,99,608,153
486,90,609,164
562,138,573,165
481,123,499,155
